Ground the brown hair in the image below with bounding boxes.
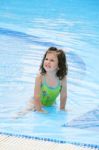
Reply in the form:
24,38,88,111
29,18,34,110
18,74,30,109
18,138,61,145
40,47,68,80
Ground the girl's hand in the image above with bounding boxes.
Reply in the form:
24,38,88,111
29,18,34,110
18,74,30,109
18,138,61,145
60,108,67,112
38,109,48,113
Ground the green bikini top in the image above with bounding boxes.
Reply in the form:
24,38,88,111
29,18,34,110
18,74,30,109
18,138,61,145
40,76,61,106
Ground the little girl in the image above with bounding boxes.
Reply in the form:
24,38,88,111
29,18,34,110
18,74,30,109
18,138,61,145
30,46,68,113
18,47,68,115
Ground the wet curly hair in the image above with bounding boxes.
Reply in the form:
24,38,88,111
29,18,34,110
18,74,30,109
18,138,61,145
40,47,68,80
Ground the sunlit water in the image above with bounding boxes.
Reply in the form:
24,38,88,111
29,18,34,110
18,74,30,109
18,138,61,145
0,0,99,148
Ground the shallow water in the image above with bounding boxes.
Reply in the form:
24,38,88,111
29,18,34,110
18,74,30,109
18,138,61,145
0,0,99,147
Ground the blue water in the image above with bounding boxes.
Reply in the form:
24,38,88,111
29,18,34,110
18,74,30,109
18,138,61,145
0,0,99,148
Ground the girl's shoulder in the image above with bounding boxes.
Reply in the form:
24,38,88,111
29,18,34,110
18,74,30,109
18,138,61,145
60,76,67,86
35,72,44,83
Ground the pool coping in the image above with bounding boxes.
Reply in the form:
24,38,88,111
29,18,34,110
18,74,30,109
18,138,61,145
0,132,99,150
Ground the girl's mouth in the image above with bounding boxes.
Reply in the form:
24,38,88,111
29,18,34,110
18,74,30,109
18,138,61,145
45,64,51,68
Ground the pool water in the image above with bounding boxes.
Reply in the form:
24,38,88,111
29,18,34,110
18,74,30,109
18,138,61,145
0,0,99,148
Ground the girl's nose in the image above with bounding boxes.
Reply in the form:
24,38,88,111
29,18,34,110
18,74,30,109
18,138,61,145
47,60,50,63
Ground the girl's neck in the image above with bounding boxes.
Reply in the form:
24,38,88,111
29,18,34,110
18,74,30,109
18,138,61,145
45,72,59,87
46,71,57,79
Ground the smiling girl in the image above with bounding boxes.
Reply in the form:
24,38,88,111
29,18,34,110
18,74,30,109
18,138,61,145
17,47,68,116
32,47,68,113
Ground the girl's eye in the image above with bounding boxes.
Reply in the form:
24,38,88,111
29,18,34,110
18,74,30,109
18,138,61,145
45,58,54,62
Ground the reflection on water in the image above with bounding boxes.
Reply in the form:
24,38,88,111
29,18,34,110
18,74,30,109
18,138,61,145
63,107,99,130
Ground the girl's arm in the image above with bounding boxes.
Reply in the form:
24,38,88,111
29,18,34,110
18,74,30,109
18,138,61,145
33,73,47,113
60,76,67,110
33,73,43,111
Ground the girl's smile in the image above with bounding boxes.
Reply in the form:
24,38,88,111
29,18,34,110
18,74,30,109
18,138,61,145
45,64,51,68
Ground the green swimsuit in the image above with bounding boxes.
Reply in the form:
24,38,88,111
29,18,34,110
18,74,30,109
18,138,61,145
40,76,61,106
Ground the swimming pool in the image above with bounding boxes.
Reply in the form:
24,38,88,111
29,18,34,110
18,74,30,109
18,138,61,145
0,0,99,149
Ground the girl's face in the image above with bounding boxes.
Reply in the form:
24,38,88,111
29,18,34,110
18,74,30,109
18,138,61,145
43,52,58,72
